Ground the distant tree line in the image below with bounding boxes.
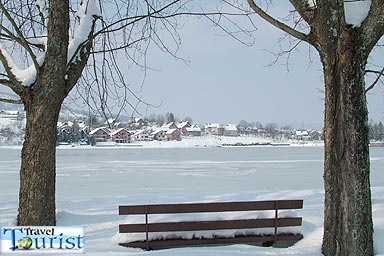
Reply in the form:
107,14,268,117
237,120,293,132
368,120,384,141
145,112,192,125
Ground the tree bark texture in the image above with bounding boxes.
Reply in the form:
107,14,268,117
319,29,373,256
17,0,69,226
18,99,62,226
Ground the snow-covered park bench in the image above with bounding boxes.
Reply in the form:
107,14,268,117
118,200,304,250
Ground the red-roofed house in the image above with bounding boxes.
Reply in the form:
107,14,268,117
177,121,191,135
111,128,131,143
165,128,181,141
89,127,110,142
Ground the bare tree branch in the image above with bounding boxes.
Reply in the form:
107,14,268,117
264,39,304,71
247,0,311,44
94,0,182,37
365,67,384,92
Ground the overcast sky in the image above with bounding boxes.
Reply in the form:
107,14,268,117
123,11,384,130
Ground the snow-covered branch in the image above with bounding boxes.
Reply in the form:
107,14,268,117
0,2,40,74
67,0,101,65
0,44,44,87
0,2,50,88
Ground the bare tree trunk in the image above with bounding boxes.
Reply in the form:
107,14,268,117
245,1,382,255
321,33,373,256
18,99,62,226
17,0,69,226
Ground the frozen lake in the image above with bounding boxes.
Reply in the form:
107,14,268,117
1,146,383,198
1,146,383,256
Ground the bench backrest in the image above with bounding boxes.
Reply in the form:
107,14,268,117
119,200,303,250
119,200,303,215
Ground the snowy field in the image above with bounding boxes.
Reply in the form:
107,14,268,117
0,145,383,256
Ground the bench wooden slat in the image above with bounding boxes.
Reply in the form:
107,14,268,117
119,217,302,233
119,200,303,215
119,233,304,249
118,199,303,250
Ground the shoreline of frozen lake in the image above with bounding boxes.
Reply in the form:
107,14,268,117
30,135,326,149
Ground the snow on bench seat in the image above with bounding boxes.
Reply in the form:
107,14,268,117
117,200,303,250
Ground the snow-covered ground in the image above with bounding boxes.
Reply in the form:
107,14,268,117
0,146,383,256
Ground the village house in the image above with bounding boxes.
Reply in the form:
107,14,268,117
113,122,127,129
151,130,166,141
111,128,131,143
177,121,191,135
185,125,202,137
161,122,178,131
205,123,223,136
134,129,151,141
129,117,147,129
223,124,239,136
204,123,238,137
308,129,323,141
293,130,310,141
165,128,182,141
89,127,110,142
